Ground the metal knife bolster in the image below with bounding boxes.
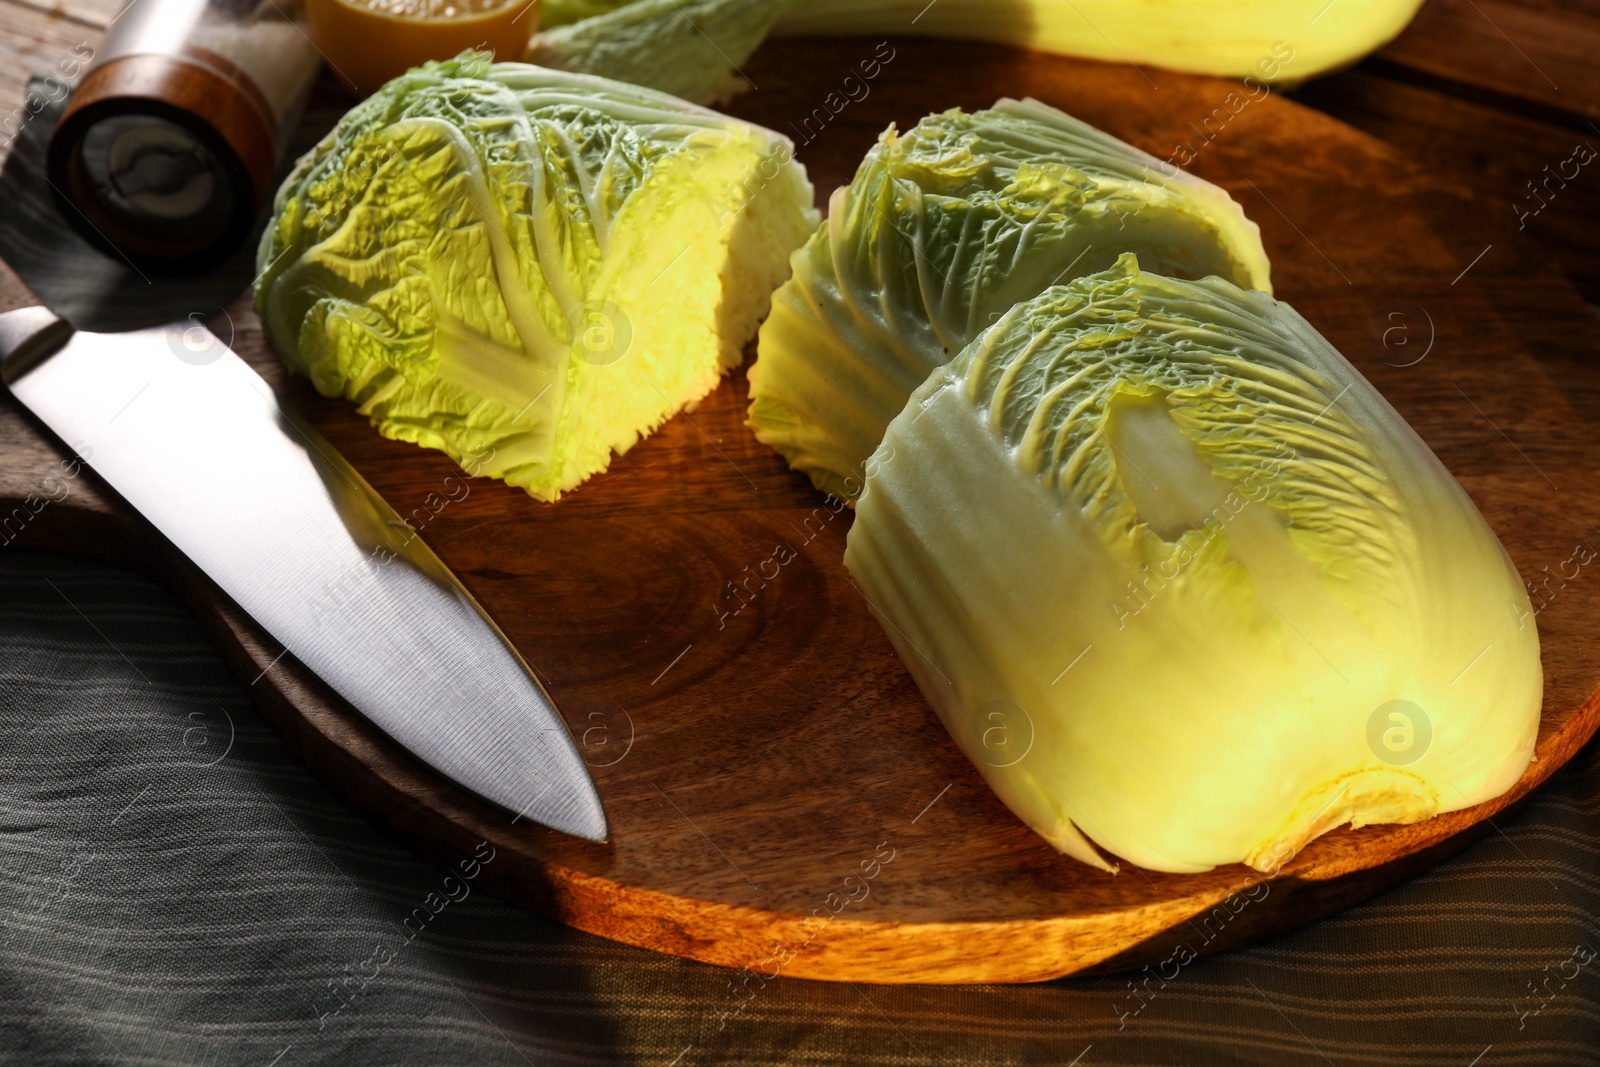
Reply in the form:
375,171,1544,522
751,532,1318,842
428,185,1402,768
0,307,72,382
0,306,608,842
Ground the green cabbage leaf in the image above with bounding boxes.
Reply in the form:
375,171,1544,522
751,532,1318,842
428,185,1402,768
256,53,817,501
748,99,1273,501
540,0,633,26
527,0,796,104
844,255,1542,873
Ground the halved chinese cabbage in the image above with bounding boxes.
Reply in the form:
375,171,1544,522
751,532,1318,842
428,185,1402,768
256,54,817,501
748,99,1272,502
845,255,1541,874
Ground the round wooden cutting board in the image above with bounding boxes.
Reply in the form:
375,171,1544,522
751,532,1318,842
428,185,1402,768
2,39,1598,986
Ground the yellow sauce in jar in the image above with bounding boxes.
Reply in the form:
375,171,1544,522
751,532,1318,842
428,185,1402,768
304,0,540,94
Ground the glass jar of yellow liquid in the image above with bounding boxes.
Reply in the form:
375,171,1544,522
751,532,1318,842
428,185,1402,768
304,0,540,94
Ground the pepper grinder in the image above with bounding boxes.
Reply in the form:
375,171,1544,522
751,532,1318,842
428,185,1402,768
47,0,322,271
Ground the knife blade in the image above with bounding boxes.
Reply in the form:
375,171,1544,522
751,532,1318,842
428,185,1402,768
0,305,608,843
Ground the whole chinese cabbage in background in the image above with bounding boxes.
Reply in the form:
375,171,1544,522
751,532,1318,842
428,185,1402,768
747,99,1273,502
845,256,1542,874
256,54,817,501
535,0,1425,93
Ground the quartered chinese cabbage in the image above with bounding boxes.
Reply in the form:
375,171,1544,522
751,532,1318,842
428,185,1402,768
845,256,1541,874
256,54,817,501
748,99,1272,501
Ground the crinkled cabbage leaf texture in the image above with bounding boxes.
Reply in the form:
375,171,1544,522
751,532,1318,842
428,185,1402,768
257,53,817,501
749,98,1272,502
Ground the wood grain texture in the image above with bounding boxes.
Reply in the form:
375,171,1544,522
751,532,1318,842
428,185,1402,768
3,37,1600,984
1297,67,1600,299
1305,0,1600,302
1376,0,1600,123
0,3,98,149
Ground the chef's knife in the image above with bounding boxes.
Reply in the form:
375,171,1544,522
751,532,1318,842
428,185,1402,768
0,300,608,843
